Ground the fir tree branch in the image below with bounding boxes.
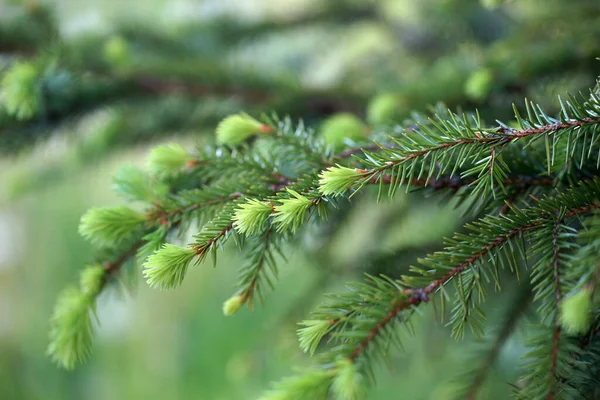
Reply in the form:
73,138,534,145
331,144,389,161
371,173,554,190
239,229,273,304
193,221,235,257
349,220,542,363
223,228,278,314
373,116,600,175
331,196,599,368
319,104,600,198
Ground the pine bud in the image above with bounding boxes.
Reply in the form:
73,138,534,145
79,206,146,246
47,287,94,370
318,166,365,196
367,93,402,125
332,358,366,400
147,143,190,176
79,265,106,296
559,288,593,335
143,244,197,289
297,319,331,355
1,61,41,120
464,68,494,101
320,113,367,150
272,190,313,233
216,113,271,145
233,199,274,236
223,294,245,316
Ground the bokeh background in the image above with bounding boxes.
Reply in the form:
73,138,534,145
1,0,599,399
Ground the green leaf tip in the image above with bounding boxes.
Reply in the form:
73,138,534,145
223,293,245,316
559,288,593,335
143,243,197,289
297,319,331,356
318,166,365,196
332,359,366,400
47,288,95,370
272,189,313,233
147,143,190,176
79,206,146,246
1,61,41,120
216,113,272,145
233,199,274,236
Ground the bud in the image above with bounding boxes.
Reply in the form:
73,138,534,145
223,294,245,316
216,113,271,145
272,190,313,233
560,288,593,335
318,166,365,196
79,206,146,246
464,68,494,101
233,199,274,236
367,93,402,125
47,287,93,370
332,358,366,400
297,319,331,355
1,61,41,120
143,244,197,289
320,113,367,150
80,265,106,296
147,143,190,176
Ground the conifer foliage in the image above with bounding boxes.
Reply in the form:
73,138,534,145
4,1,600,398
46,84,600,398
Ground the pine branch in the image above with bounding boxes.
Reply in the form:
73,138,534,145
349,218,541,363
287,178,600,397
45,69,600,397
238,229,274,307
319,99,600,199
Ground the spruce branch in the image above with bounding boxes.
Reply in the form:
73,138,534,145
46,71,600,398
319,98,600,199
282,180,600,398
225,228,279,313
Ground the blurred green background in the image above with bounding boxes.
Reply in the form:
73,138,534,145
1,0,599,398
